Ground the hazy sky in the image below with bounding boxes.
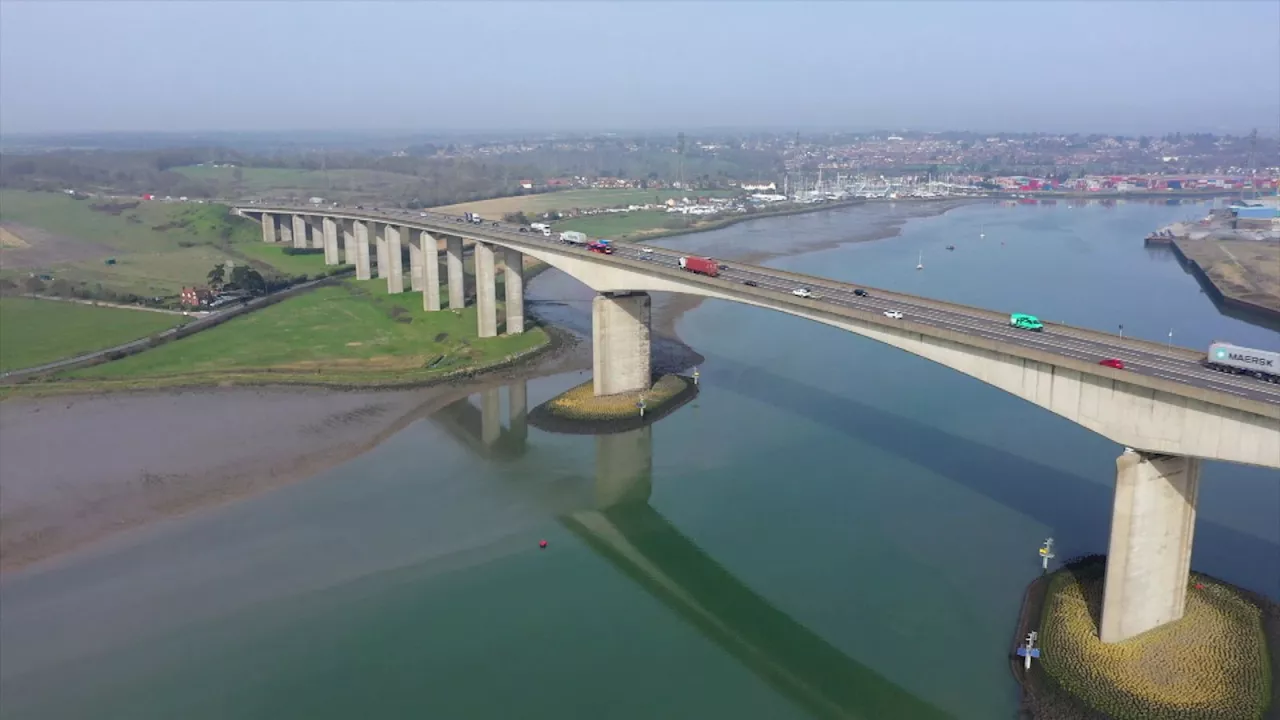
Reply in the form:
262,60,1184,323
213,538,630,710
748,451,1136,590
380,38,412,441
2,0,1277,136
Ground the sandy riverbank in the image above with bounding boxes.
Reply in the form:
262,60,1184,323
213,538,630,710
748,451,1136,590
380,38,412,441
0,198,970,572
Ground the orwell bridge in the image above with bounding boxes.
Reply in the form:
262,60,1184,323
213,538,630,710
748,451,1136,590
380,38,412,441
236,203,1280,644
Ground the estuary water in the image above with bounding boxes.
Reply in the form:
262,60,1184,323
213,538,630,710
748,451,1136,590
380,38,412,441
1,198,1276,720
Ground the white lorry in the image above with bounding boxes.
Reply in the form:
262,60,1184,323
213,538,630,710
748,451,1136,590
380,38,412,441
1205,342,1279,383
559,231,588,246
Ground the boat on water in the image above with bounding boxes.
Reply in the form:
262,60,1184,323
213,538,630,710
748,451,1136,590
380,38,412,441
946,244,956,251
916,250,924,270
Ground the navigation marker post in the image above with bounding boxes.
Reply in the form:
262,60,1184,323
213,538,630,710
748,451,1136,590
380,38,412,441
637,396,647,417
692,367,699,386
1039,537,1055,572
1016,631,1042,671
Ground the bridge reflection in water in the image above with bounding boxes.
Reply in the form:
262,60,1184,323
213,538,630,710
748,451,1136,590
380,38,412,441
431,383,952,720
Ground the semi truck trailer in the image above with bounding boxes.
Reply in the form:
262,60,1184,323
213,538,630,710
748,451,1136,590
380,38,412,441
679,256,720,277
1205,342,1279,383
559,231,588,245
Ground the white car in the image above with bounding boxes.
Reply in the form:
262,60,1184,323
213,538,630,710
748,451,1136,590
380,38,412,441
641,247,654,253
420,212,428,217
792,288,813,299
884,310,904,319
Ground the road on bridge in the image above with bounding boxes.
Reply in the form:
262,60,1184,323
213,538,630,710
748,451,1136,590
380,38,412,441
246,204,1280,408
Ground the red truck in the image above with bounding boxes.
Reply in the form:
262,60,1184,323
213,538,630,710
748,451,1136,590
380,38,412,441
679,256,719,277
587,241,614,255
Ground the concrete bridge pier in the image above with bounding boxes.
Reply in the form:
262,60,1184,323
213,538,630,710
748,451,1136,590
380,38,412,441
322,217,339,265
291,214,307,249
592,292,652,396
385,226,405,293
446,237,466,310
353,220,372,281
374,224,390,281
408,234,423,292
508,380,528,443
595,426,654,508
260,213,276,243
309,217,324,250
504,249,524,334
475,242,498,338
279,216,293,246
340,220,354,267
421,231,441,311
480,387,502,447
1100,450,1201,643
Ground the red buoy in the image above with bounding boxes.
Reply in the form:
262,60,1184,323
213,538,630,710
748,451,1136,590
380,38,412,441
539,540,548,549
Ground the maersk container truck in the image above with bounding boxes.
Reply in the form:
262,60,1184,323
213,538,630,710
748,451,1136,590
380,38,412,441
560,231,588,245
679,256,719,277
1205,342,1279,383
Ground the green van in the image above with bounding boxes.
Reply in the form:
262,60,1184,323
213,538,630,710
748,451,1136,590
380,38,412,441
1010,313,1043,331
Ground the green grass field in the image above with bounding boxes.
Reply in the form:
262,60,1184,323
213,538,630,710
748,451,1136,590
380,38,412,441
436,188,738,218
60,280,546,388
233,243,341,277
0,190,265,296
0,298,184,372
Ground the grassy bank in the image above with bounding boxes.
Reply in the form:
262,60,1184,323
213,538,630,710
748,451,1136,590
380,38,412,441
25,279,548,392
0,297,185,372
1032,556,1273,720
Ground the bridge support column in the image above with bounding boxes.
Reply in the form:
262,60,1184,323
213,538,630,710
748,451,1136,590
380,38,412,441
480,387,501,447
504,248,524,334
592,292,651,396
291,214,307,249
340,220,354,266
385,226,404,293
409,233,423,292
261,213,276,243
595,426,653,508
508,380,528,443
446,237,466,310
375,224,389,280
322,217,339,265
475,242,498,338
309,217,324,250
279,216,293,246
353,220,372,281
421,231,441,311
1100,450,1201,643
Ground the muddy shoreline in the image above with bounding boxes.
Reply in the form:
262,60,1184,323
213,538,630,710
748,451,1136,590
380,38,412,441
0,198,969,573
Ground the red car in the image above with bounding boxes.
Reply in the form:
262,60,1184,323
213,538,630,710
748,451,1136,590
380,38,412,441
1099,358,1126,370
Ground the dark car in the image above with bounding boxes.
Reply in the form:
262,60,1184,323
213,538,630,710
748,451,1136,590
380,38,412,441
492,221,500,227
518,227,528,232
718,263,730,270
854,288,869,297
743,279,759,287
